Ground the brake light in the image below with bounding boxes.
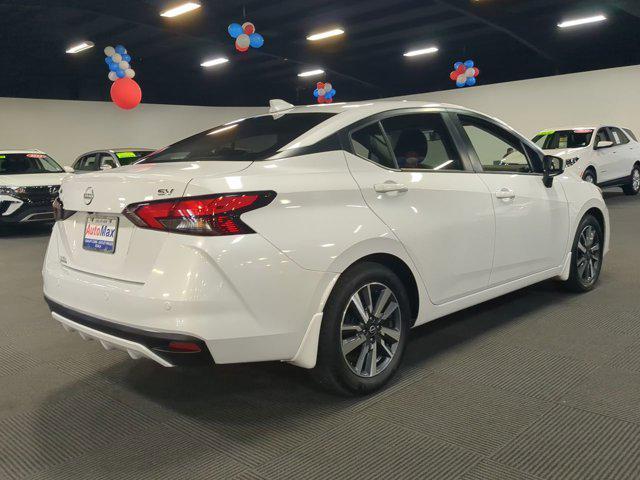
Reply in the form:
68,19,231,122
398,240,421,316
123,191,275,236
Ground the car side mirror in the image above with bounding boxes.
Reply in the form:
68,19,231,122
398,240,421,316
63,166,74,173
595,140,614,149
542,155,564,188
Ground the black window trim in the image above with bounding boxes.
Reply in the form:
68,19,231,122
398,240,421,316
450,110,544,176
339,107,475,173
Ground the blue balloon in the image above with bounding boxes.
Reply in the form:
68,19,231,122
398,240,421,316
105,57,112,65
116,69,126,78
454,62,463,69
228,23,243,38
109,62,119,71
115,45,126,55
313,89,319,98
123,54,131,62
329,89,336,97
456,77,466,88
249,33,264,48
464,60,474,68
466,77,477,87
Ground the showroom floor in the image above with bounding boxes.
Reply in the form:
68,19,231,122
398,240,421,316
1,191,639,480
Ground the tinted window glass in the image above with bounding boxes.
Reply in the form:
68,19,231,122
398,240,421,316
141,113,335,163
624,128,637,142
100,154,117,169
532,129,593,149
75,154,98,171
595,128,611,144
350,122,396,169
610,127,629,145
0,153,63,174
460,115,532,173
382,114,462,170
114,150,153,165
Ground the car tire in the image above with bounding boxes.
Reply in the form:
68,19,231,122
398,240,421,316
312,262,411,395
583,169,597,185
622,165,640,196
564,214,604,293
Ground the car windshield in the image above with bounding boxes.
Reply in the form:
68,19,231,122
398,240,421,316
114,150,154,166
532,129,594,149
0,153,63,174
140,113,335,163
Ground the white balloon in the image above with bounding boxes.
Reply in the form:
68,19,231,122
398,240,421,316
108,71,118,82
125,69,136,78
318,88,326,96
324,83,332,92
236,34,250,49
466,68,476,77
112,53,122,63
104,46,115,56
119,61,130,70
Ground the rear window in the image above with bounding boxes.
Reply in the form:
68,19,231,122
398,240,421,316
115,150,153,165
532,129,593,149
140,113,335,163
0,153,63,174
623,128,637,142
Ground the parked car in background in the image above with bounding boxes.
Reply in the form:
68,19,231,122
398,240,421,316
44,101,609,394
0,150,71,224
72,148,155,173
533,126,640,195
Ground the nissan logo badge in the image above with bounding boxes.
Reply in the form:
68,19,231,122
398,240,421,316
84,187,95,205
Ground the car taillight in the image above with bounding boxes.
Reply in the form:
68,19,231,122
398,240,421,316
123,191,275,236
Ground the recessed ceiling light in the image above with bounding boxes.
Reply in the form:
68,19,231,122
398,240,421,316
403,46,439,57
201,57,229,67
558,14,606,28
160,2,201,18
306,28,345,42
298,69,325,77
65,41,95,54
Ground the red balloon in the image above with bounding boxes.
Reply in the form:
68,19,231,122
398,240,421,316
110,78,141,110
450,71,459,81
317,82,324,89
242,22,255,34
236,44,249,52
456,65,466,74
473,68,480,77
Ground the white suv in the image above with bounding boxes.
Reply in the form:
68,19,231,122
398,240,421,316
44,101,609,394
533,126,640,195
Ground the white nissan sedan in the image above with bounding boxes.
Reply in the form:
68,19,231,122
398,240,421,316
44,101,609,394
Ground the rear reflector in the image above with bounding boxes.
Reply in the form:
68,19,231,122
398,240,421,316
168,341,202,353
123,191,275,236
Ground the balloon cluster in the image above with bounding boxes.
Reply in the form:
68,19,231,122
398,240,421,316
104,45,141,110
228,22,264,52
313,82,336,103
449,60,480,88
104,45,135,81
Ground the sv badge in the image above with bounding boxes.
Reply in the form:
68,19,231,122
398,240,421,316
157,188,174,196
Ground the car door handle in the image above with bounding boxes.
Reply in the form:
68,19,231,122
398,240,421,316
495,188,516,200
374,182,408,194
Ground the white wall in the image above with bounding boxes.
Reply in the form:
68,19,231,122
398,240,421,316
389,65,639,140
0,97,263,166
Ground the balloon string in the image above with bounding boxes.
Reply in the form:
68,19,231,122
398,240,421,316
243,5,246,19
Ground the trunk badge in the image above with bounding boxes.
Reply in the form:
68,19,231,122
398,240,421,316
84,187,95,205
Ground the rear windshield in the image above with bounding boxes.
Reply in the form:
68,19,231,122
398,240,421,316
0,153,63,174
140,113,335,163
115,150,154,165
532,129,594,149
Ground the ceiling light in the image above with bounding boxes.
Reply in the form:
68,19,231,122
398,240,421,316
306,28,345,42
298,69,324,77
65,41,94,54
161,2,201,18
201,57,229,67
558,14,606,28
404,46,439,57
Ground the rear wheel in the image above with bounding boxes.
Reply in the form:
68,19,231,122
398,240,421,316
622,165,640,196
312,262,410,395
583,169,596,185
564,214,604,292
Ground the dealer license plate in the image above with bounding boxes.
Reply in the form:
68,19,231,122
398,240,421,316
83,215,119,254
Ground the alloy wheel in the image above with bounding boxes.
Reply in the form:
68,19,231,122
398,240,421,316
633,169,640,192
584,173,595,184
576,225,601,285
340,282,402,378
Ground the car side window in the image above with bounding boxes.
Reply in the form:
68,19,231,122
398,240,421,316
623,128,637,142
459,115,533,173
75,154,98,171
350,122,396,169
610,127,629,145
381,114,463,171
100,154,117,169
595,128,611,145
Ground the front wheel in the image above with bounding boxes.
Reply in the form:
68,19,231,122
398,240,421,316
312,262,411,395
564,214,604,292
583,170,596,184
622,165,640,196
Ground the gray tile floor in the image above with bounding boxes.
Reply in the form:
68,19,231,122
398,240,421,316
1,190,639,479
